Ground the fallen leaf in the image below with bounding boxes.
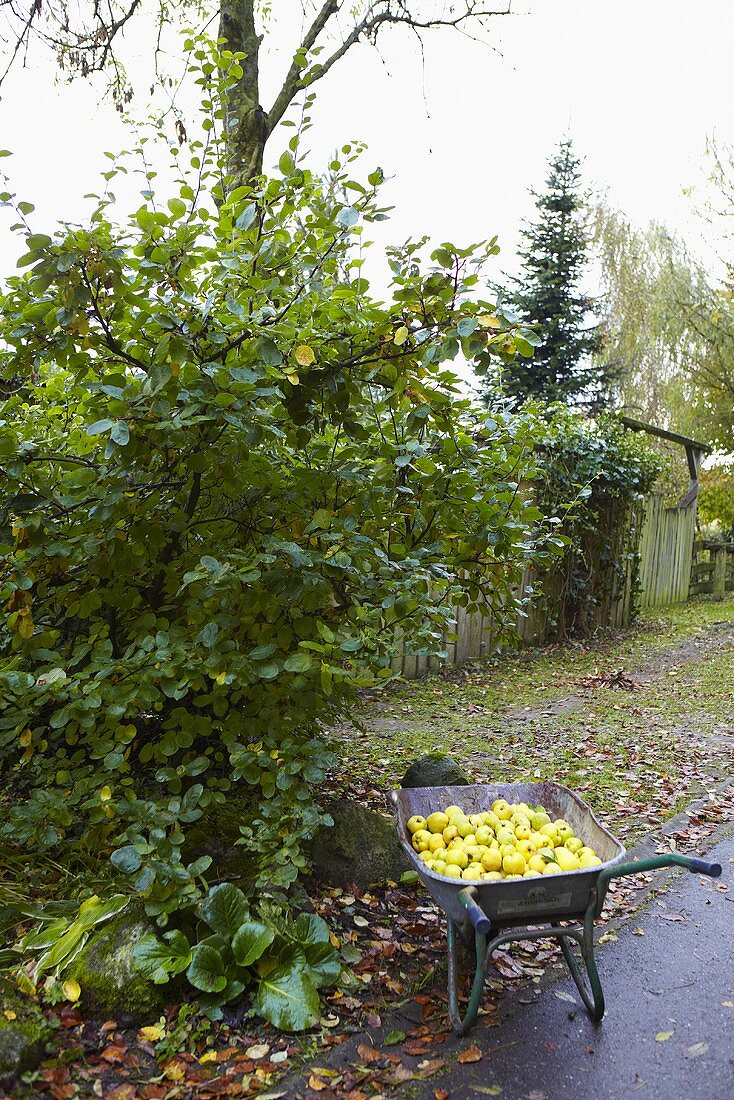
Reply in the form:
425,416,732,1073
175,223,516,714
271,1050,288,1064
655,1031,674,1042
434,1089,450,1100
660,914,686,922
356,1041,382,1064
137,1024,164,1042
245,1043,270,1060
632,928,645,936
353,915,369,928
100,1043,127,1064
3,1011,17,1021
199,1050,218,1063
553,991,577,1004
61,979,80,1002
470,1088,502,1097
308,1075,329,1092
458,1045,483,1064
162,1059,187,1081
417,1058,445,1076
722,1001,734,1008
386,1064,414,1084
685,1041,709,1058
107,1087,137,1100
384,1029,406,1045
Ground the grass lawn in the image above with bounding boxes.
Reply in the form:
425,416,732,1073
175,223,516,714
333,595,734,845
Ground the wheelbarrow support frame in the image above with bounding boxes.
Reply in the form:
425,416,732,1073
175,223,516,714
448,851,722,1036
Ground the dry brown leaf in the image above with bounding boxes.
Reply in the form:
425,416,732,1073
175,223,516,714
458,1045,483,1064
356,1041,383,1064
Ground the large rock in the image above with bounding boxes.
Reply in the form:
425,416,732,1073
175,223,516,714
66,910,167,1026
400,752,470,789
0,982,49,1090
307,800,410,889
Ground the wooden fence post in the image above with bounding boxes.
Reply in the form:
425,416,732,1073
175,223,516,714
713,547,727,600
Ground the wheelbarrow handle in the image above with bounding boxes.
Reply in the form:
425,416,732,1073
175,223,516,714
458,886,492,935
595,852,722,914
685,857,722,877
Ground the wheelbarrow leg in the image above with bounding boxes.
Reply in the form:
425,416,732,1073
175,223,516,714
447,918,488,1036
551,901,605,1022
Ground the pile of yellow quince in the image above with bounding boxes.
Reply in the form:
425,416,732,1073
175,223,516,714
406,799,602,882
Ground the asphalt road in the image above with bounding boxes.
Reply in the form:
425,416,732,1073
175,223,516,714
427,830,734,1100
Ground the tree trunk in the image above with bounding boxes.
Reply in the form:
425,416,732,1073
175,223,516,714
218,0,267,188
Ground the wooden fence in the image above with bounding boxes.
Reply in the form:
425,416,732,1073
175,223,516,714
690,541,734,599
391,490,701,678
391,498,644,677
637,493,698,608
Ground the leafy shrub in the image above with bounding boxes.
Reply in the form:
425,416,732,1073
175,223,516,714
133,883,340,1029
527,404,663,632
0,109,544,933
698,464,734,540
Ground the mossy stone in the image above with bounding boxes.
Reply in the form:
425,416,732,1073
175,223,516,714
400,752,470,789
307,800,410,889
0,982,49,1088
66,911,166,1026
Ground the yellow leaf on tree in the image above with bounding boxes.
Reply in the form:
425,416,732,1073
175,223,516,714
393,325,409,346
62,979,81,1002
19,729,32,746
295,345,316,366
100,786,112,802
477,313,502,329
18,614,34,639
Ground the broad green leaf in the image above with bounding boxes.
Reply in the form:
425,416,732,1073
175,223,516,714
186,943,227,993
132,930,192,984
284,652,311,673
110,846,142,873
110,420,130,446
232,920,275,967
202,883,250,939
302,941,341,988
86,419,115,436
253,964,320,1031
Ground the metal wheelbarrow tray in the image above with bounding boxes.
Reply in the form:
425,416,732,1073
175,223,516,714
389,781,722,1035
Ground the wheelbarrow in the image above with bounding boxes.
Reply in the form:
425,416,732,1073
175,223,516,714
389,781,722,1035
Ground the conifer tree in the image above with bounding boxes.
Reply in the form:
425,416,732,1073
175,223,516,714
500,139,605,407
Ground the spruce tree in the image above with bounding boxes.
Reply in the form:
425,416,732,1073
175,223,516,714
500,139,605,407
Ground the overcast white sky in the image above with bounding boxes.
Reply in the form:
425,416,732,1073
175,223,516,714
1,0,733,286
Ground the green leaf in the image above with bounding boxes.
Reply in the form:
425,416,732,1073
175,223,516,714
254,964,320,1031
202,883,250,939
110,845,142,873
284,652,311,673
111,421,130,446
132,930,192,984
167,197,187,219
236,203,256,231
337,207,358,229
86,419,115,436
231,920,275,967
302,941,341,988
186,943,227,993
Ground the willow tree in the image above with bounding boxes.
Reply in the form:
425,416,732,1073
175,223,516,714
0,1,512,188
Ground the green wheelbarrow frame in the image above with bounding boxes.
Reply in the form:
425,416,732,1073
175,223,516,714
388,782,723,1036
